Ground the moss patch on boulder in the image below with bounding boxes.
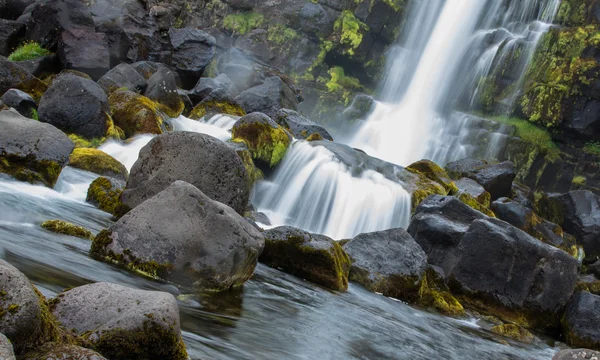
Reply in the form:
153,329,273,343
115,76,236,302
69,148,128,181
108,90,166,138
41,220,93,240
232,114,292,168
417,269,465,317
490,324,534,344
407,160,459,195
86,177,125,217
0,155,62,187
189,99,245,120
456,192,496,217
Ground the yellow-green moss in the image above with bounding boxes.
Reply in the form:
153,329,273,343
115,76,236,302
69,148,128,180
8,42,50,62
8,63,48,102
188,100,245,120
490,324,534,344
457,192,496,217
490,115,559,155
306,133,324,142
575,281,600,296
417,270,465,317
223,12,264,34
232,122,291,168
235,148,263,189
320,66,364,105
572,175,587,185
41,220,93,240
86,177,124,216
0,155,62,187
407,160,459,195
332,10,368,56
109,90,165,138
68,134,105,149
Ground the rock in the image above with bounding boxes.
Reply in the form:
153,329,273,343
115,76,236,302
41,219,93,240
0,333,15,360
0,109,73,187
168,27,216,89
538,190,600,262
188,88,245,119
490,324,534,344
274,109,333,140
0,19,25,56
97,63,147,95
342,94,374,123
455,177,491,207
86,177,124,216
91,181,264,290
144,67,184,118
0,260,61,355
563,291,600,350
228,141,263,188
407,160,458,195
589,260,600,279
188,73,239,104
68,148,128,182
121,132,249,214
108,90,166,138
58,28,110,80
0,56,47,101
23,343,107,360
445,159,516,200
553,349,600,360
234,29,273,62
408,195,580,330
511,182,535,209
0,89,36,118
343,228,428,301
38,73,110,138
50,282,187,359
131,61,174,81
260,226,351,291
231,112,292,169
0,0,34,20
235,76,300,118
15,54,60,77
26,0,95,50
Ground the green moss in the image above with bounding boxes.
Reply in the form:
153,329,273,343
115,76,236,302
382,0,406,12
407,160,459,195
68,135,104,149
556,0,598,26
232,122,291,168
417,270,465,317
31,108,39,120
490,324,534,344
332,10,368,56
8,42,51,62
86,177,124,216
456,192,496,217
109,90,165,138
41,220,93,240
0,154,62,187
223,12,264,35
69,148,128,180
235,148,263,189
583,141,600,156
320,66,364,105
490,115,558,155
572,175,587,185
575,281,600,295
188,100,245,120
267,24,300,55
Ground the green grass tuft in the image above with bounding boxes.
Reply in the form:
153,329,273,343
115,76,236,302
583,141,600,157
8,42,51,62
490,115,558,153
31,108,39,120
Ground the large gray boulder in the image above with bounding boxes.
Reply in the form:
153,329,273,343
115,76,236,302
0,88,36,118
553,349,600,360
58,28,110,80
563,291,600,350
0,19,24,56
51,282,187,360
38,73,110,138
343,228,428,301
0,56,47,101
408,195,580,331
235,76,300,118
97,63,147,95
0,333,15,360
121,132,249,214
0,109,74,187
143,67,184,117
445,159,516,200
168,27,216,89
93,181,264,291
274,108,333,140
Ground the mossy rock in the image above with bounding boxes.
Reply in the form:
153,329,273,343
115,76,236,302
108,90,166,138
417,268,465,317
260,226,351,291
228,142,263,189
68,148,128,182
189,99,246,120
22,343,106,360
409,180,447,212
0,155,62,188
86,177,125,217
575,280,600,296
0,57,48,102
231,113,292,168
456,192,496,217
407,160,459,195
41,220,93,240
490,324,534,344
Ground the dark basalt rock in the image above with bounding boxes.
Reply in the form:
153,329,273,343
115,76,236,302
0,55,47,101
168,27,216,89
0,88,36,118
0,0,34,20
13,54,59,77
0,19,24,56
511,182,535,209
455,177,491,207
92,181,264,291
274,108,333,140
143,67,184,117
188,73,239,105
235,76,300,118
445,159,516,200
121,132,249,214
563,291,600,350
97,62,147,95
23,344,107,360
58,28,110,80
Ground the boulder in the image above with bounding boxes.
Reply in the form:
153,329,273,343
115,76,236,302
97,63,147,95
0,109,73,187
553,349,600,360
563,291,600,350
86,177,124,216
235,76,300,118
511,182,535,209
121,132,250,214
0,89,36,118
41,219,93,240
455,177,491,207
50,282,187,359
490,324,534,344
0,260,61,355
91,181,264,290
234,29,273,62
407,160,458,195
188,73,239,104
408,195,580,330
0,333,15,360
188,88,245,119
231,112,292,169
38,73,110,138
168,27,216,89
0,0,34,20
445,159,516,200
68,148,128,182
144,67,184,118
23,343,107,360
108,90,166,138
260,226,351,291
274,109,333,140
131,61,174,81
0,19,25,56
342,94,374,123
0,56,47,101
589,260,600,279
14,54,60,77
343,228,428,301
58,28,110,80
537,190,600,262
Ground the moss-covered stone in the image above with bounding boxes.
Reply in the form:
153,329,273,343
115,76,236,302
490,324,534,344
407,160,459,195
223,12,264,35
69,148,128,181
575,280,600,296
417,269,465,317
0,155,62,187
188,99,245,120
332,10,369,57
86,177,125,217
234,147,263,188
41,220,93,240
232,115,292,168
456,192,496,217
108,90,166,138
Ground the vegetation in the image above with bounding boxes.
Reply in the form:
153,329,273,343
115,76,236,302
320,66,363,105
332,10,368,56
41,220,93,240
223,13,264,35
583,141,600,156
490,115,558,154
8,42,50,62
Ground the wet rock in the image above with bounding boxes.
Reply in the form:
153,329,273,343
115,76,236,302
342,94,374,123
108,90,166,138
58,28,110,80
0,56,47,101
343,228,427,301
15,54,60,77
274,109,333,140
168,27,216,89
553,349,600,360
455,177,491,207
188,88,245,119
445,159,516,200
260,226,351,291
51,282,187,360
537,190,600,262
131,61,174,81
0,333,15,360
0,19,24,56
0,89,36,118
490,324,534,344
231,112,292,169
0,0,34,20
144,67,184,118
41,220,93,240
235,76,300,118
563,291,600,350
38,73,110,138
97,63,147,95
23,343,107,360
68,148,128,182
92,181,264,290
234,29,273,62
407,159,458,195
188,73,239,104
121,132,249,214
511,182,535,209
86,177,124,216
229,141,263,188
0,109,73,187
